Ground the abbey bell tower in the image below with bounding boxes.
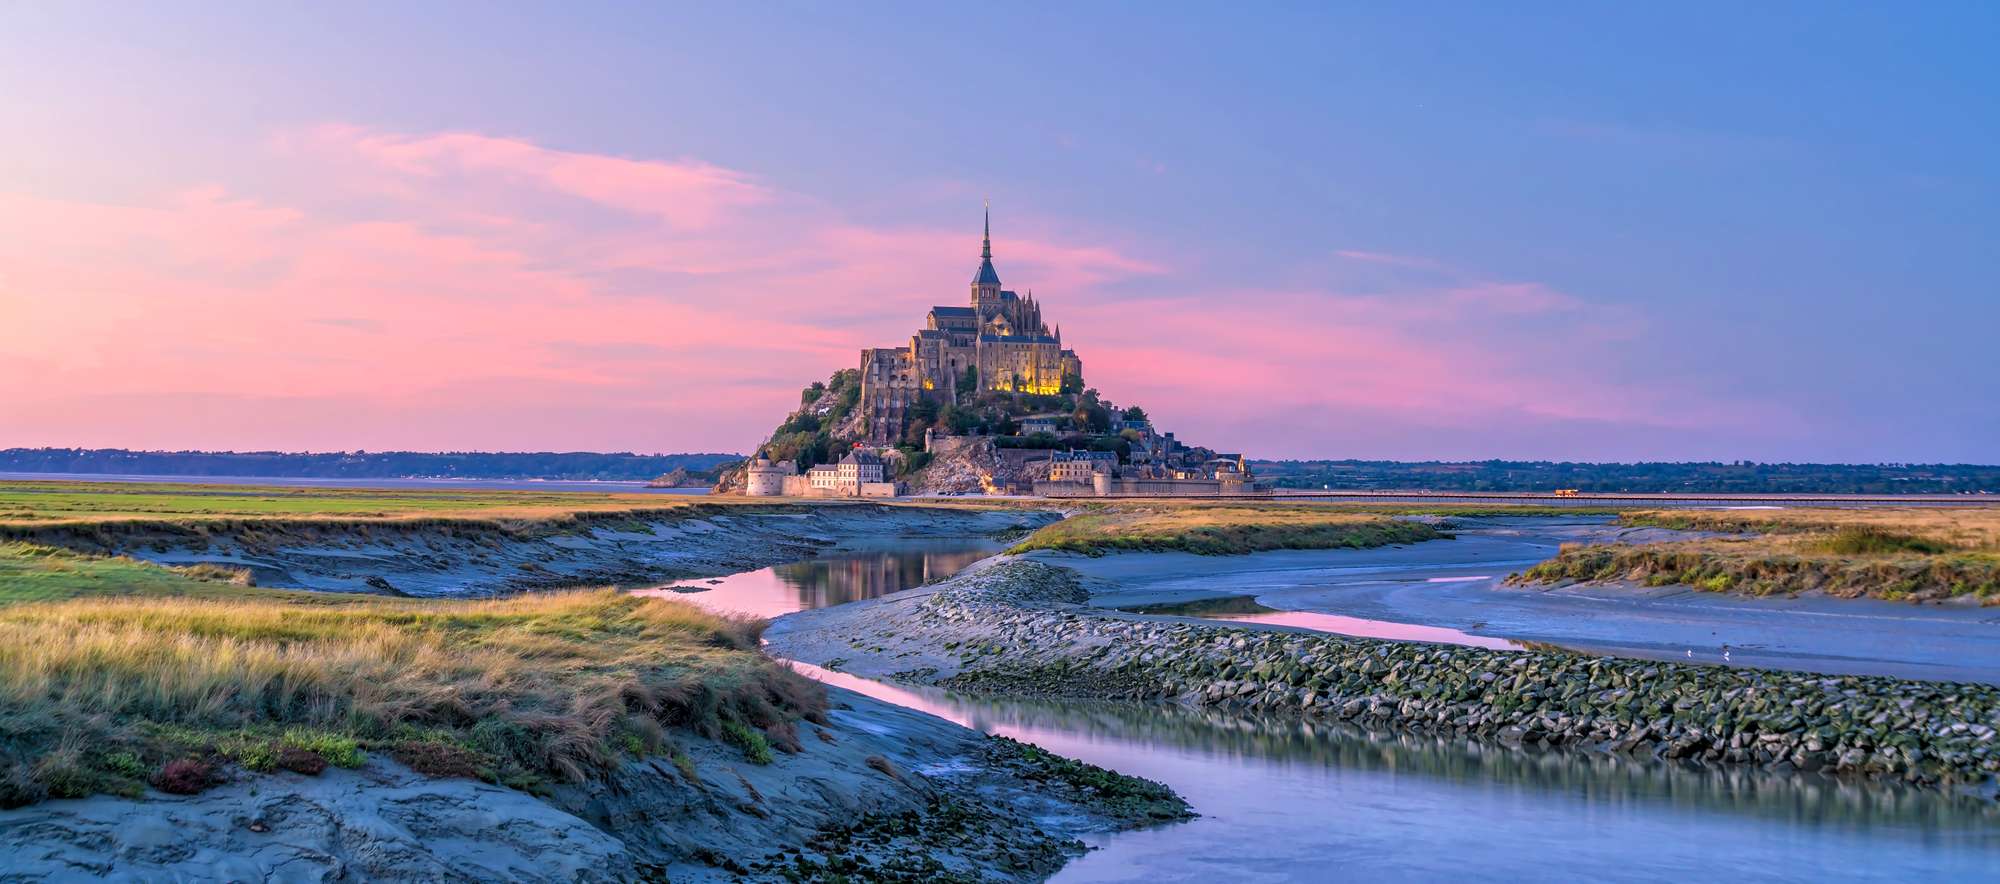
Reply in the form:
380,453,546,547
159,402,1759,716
971,203,1002,308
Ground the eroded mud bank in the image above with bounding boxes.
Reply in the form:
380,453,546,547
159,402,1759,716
16,504,1057,597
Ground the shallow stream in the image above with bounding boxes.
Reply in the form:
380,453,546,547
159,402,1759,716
679,539,2000,881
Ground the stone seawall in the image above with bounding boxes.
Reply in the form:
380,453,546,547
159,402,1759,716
811,560,2000,795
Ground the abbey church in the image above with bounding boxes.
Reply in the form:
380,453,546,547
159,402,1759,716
858,210,1083,441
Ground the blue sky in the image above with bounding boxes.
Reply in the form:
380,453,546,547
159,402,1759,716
2,3,1994,460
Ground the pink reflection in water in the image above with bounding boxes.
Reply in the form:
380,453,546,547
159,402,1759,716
633,543,998,619
1208,611,1522,651
782,658,1077,748
784,659,977,727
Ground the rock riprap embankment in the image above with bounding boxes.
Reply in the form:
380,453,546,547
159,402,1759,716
812,560,2000,795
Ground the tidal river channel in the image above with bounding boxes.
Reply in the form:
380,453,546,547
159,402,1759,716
662,539,2000,882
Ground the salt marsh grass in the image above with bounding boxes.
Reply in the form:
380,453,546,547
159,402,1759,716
0,588,823,805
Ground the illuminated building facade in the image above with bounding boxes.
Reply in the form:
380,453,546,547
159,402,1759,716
859,208,1083,441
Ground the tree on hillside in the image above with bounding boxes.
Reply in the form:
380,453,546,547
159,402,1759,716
1123,406,1148,422
938,403,981,434
1072,389,1112,434
957,365,979,399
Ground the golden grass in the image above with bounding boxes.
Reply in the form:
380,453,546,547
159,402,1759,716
1622,507,2000,551
1007,503,1447,555
0,589,824,805
1517,507,2000,602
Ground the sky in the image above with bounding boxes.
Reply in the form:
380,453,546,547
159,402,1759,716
2,3,1994,462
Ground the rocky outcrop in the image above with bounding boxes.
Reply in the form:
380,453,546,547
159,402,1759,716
0,759,634,882
772,559,2000,797
912,437,1050,495
645,467,694,487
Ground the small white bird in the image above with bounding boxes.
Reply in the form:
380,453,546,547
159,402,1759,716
1686,649,1693,658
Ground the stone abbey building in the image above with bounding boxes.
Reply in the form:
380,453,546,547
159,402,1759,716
858,210,1083,442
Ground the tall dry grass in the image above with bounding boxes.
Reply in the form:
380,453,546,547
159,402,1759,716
0,590,824,806
1622,507,2000,551
1517,507,2000,601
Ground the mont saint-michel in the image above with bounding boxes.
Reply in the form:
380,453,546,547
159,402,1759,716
7,7,1997,883
731,210,1258,498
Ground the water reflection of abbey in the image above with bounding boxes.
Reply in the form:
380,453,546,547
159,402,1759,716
770,547,994,609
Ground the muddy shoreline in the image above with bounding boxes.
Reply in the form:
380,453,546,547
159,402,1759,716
1041,516,2000,684
20,503,1059,597
0,688,1185,882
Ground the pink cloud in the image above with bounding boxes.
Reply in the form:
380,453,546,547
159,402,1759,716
293,125,770,228
0,124,1776,458
0,126,1165,453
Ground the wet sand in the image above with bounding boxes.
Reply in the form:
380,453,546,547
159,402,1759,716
1035,516,2000,685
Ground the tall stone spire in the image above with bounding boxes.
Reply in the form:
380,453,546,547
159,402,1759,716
971,200,1002,291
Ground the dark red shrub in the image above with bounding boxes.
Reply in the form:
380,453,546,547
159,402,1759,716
152,758,217,795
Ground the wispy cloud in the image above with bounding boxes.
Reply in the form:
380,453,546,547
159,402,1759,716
0,126,1162,452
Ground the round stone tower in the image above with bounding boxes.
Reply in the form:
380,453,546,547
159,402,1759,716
744,457,793,496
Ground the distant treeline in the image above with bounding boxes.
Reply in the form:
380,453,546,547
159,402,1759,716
0,449,745,482
1250,460,2000,494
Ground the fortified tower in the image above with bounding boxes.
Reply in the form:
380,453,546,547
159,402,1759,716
743,456,795,496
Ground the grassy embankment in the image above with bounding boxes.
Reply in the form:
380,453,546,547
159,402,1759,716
1007,503,1451,555
1516,507,2000,602
0,480,827,807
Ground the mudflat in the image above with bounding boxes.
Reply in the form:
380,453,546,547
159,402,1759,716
1041,516,2000,684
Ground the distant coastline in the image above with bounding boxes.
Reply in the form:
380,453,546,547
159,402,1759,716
0,471,713,495
0,448,742,484
1253,459,2000,495
9,448,1999,496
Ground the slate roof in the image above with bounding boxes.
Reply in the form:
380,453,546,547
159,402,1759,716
973,256,1002,286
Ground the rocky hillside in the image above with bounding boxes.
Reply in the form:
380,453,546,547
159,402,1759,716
911,437,1052,494
719,363,1196,494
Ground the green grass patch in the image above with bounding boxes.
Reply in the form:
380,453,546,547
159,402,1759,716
0,542,333,606
1811,526,1954,556
721,720,774,765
